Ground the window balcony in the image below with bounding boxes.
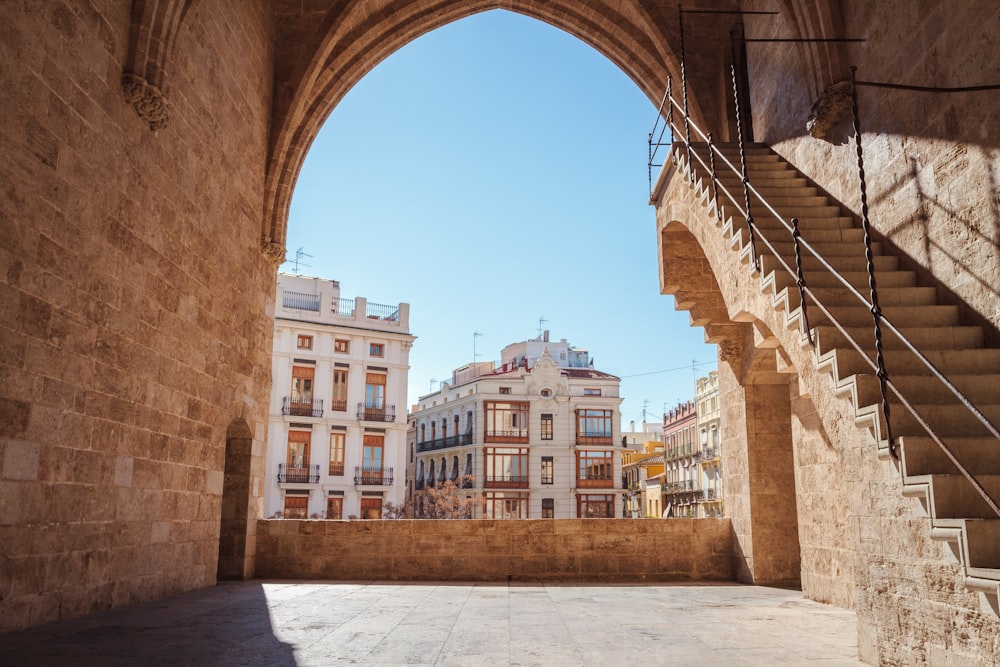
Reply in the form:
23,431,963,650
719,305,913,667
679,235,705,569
329,398,348,412
416,433,474,453
576,434,614,446
328,462,344,476
277,463,320,484
415,479,425,490
282,397,323,418
483,474,529,489
357,402,396,423
484,430,528,444
354,466,394,486
696,446,720,462
576,477,616,489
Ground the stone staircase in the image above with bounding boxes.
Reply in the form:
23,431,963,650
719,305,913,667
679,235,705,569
675,141,1000,613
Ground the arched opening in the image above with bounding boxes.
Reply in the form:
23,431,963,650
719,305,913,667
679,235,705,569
218,419,255,580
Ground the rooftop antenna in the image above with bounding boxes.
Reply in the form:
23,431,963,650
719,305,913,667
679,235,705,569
473,331,483,361
642,399,650,425
537,316,548,338
292,247,312,274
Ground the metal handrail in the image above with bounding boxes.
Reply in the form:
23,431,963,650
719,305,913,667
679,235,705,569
653,86,1000,520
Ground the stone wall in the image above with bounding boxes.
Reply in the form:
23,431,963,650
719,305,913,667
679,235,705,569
0,1,274,631
746,0,1000,343
255,519,735,582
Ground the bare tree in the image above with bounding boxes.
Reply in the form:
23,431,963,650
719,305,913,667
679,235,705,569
413,476,477,519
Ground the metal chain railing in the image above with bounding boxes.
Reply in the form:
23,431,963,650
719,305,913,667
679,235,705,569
849,65,895,458
649,72,1000,519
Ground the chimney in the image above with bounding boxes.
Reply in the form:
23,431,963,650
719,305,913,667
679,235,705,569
543,329,549,342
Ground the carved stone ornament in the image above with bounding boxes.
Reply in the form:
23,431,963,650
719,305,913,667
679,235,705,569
122,73,170,131
260,239,286,266
806,80,853,141
718,339,743,364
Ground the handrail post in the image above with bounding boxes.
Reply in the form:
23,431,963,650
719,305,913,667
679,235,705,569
850,65,895,459
678,5,694,182
666,75,674,143
707,132,721,220
790,217,813,344
730,39,758,270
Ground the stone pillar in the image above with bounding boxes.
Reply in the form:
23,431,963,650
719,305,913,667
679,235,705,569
721,346,801,588
217,420,255,580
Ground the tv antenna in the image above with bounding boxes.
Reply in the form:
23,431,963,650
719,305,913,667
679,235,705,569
537,316,548,337
292,247,312,274
473,331,483,360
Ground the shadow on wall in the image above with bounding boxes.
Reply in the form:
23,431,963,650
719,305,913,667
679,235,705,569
867,152,1000,346
0,582,297,665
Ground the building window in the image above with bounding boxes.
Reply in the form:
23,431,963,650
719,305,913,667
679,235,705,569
283,493,309,519
362,433,385,482
484,401,529,443
332,368,349,411
483,491,529,519
577,494,614,518
360,495,383,519
499,387,511,395
369,342,384,357
329,432,345,476
541,456,554,484
289,366,315,415
326,495,343,520
483,447,529,487
334,339,349,353
576,409,613,445
576,450,614,487
296,334,313,350
286,430,311,479
540,414,553,440
583,388,601,396
542,498,555,519
365,373,386,409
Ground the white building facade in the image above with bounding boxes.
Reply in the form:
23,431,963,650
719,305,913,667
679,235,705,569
265,273,414,520
409,333,624,519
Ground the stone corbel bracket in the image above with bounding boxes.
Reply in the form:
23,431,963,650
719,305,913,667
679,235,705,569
260,239,286,266
121,0,195,131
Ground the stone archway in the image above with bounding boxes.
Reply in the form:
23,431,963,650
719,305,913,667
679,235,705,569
218,419,256,580
659,219,804,588
260,0,751,254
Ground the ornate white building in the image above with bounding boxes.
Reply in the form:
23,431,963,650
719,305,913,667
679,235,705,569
409,332,623,519
264,273,414,519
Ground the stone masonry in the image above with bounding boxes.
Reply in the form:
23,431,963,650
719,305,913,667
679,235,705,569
2,2,999,664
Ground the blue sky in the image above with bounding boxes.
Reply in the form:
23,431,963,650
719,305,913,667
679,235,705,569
283,9,717,428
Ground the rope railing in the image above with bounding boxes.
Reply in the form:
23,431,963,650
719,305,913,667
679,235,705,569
651,80,1000,520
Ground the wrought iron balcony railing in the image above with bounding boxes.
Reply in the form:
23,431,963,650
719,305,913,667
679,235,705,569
357,402,396,422
416,432,474,453
277,463,320,484
483,474,529,489
354,466,394,486
282,396,323,418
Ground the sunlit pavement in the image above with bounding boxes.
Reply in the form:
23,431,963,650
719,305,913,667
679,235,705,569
0,581,862,666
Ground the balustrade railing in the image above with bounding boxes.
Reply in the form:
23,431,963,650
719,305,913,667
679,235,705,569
357,403,396,423
417,432,474,453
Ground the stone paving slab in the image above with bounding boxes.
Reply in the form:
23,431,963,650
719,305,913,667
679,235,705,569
0,581,862,666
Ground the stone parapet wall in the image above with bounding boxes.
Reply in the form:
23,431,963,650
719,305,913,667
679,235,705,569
255,519,734,582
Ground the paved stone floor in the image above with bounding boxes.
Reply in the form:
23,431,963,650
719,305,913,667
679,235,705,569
0,581,862,666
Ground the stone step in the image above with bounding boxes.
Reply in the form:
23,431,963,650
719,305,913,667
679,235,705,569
783,285,938,310
760,250,900,275
814,323,984,355
851,372,1000,408
821,347,1000,379
859,401,1000,438
804,303,960,328
899,435,1000,477
761,238,884,257
904,473,1000,520
769,268,918,291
